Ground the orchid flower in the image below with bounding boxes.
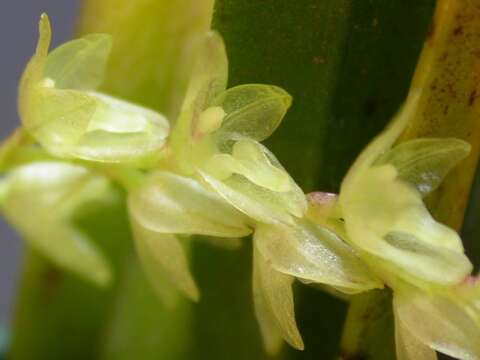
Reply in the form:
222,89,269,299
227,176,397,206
0,161,113,286
128,30,381,353
11,14,381,355
310,91,479,360
18,14,169,164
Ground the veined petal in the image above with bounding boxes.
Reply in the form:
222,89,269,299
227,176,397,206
23,87,169,163
211,84,292,141
253,244,304,353
1,162,112,286
342,164,471,286
44,33,112,90
66,92,169,162
254,220,381,293
204,139,291,192
199,170,303,225
455,278,480,325
19,15,169,164
376,138,471,197
199,140,306,224
394,304,438,360
131,217,199,303
128,172,251,237
395,289,480,360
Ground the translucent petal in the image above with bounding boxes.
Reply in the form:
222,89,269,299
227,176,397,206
171,31,228,155
394,304,438,360
254,220,382,293
204,139,291,192
199,171,303,225
44,33,112,90
19,15,168,164
18,14,51,109
342,165,472,286
376,138,471,196
455,278,480,325
341,91,421,194
199,141,306,224
2,162,112,286
128,172,251,237
395,290,480,360
195,235,243,250
131,216,199,302
23,87,96,148
211,84,292,141
67,92,169,162
253,244,304,353
24,87,169,162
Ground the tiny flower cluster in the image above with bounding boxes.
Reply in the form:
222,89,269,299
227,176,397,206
1,14,479,359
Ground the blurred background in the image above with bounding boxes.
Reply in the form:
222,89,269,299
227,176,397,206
0,0,80,329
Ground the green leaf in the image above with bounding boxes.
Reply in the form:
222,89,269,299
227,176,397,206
214,2,435,358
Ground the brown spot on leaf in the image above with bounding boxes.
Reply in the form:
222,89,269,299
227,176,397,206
426,19,436,45
469,89,477,106
42,268,63,303
443,104,449,115
312,56,325,65
453,26,464,36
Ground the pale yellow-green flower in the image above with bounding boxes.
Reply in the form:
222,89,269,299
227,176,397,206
18,14,169,164
128,30,381,354
0,161,113,286
310,91,479,360
11,14,382,355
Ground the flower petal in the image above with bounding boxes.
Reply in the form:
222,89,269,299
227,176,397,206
204,139,291,192
1,162,112,286
394,299,438,360
376,138,471,197
395,289,480,360
255,220,382,293
171,31,228,158
44,33,112,90
211,84,292,141
200,170,302,225
128,172,251,237
341,91,421,194
253,244,304,353
131,217,199,303
342,165,471,286
199,140,306,224
19,16,169,164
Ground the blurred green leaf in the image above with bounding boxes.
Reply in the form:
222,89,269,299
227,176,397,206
213,1,434,359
